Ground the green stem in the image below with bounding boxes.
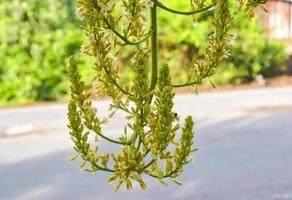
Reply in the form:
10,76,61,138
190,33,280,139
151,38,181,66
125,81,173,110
137,136,142,150
93,163,115,173
144,168,177,178
95,131,128,145
172,57,217,88
80,151,115,173
143,159,155,169
172,80,200,88
156,2,216,16
150,3,158,91
103,67,134,96
103,18,153,46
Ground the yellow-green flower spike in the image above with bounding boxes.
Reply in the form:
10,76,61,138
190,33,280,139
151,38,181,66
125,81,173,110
67,0,267,191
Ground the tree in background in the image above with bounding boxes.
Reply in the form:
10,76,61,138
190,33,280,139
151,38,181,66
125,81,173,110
151,1,288,85
217,9,288,84
0,0,287,105
0,0,82,103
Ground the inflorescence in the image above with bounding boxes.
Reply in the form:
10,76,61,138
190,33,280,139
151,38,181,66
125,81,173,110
68,0,268,191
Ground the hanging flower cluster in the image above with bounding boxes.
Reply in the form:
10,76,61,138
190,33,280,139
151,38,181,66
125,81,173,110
239,0,269,17
68,0,267,191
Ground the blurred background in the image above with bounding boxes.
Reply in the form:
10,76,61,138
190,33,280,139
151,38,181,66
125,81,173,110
1,0,292,105
0,0,292,200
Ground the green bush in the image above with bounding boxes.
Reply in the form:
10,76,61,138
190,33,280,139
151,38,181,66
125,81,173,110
156,1,288,85
0,1,288,105
214,8,288,85
0,0,84,104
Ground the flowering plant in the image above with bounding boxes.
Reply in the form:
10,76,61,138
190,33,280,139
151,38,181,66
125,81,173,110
68,0,267,191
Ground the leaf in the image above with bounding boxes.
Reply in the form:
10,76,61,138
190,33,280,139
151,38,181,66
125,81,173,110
208,77,216,89
157,167,164,180
97,153,109,167
114,180,123,192
161,152,172,159
68,154,79,162
94,146,99,153
108,175,118,184
172,179,183,186
139,179,147,190
79,161,86,170
165,160,173,174
130,172,142,182
94,135,99,143
126,179,133,191
259,5,269,13
84,168,96,173
159,179,168,186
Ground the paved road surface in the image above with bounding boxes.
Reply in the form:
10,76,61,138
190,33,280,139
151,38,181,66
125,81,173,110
0,87,292,200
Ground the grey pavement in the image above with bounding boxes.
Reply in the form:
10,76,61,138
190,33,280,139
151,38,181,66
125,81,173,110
0,87,292,200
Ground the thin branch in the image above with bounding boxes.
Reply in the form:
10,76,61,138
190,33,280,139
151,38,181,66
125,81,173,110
150,3,158,90
92,33,133,96
79,105,130,145
116,104,132,115
80,149,115,173
144,168,178,178
93,163,115,173
95,131,128,145
143,159,155,170
103,17,153,45
103,67,134,96
156,1,216,16
172,64,214,88
172,80,200,88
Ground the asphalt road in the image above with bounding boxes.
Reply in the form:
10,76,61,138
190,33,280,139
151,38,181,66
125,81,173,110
0,87,292,200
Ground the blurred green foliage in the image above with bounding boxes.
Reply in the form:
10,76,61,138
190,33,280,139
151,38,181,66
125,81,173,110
214,5,288,85
0,0,288,104
156,1,288,85
0,0,85,104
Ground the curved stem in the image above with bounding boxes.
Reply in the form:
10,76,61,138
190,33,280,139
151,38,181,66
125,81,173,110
76,100,130,146
116,104,132,115
103,18,153,46
93,163,115,173
130,132,139,145
79,104,130,145
172,80,200,88
95,131,128,145
150,2,158,90
144,168,178,178
156,1,216,16
172,61,215,88
103,67,134,96
137,136,142,150
80,150,115,173
143,159,155,170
